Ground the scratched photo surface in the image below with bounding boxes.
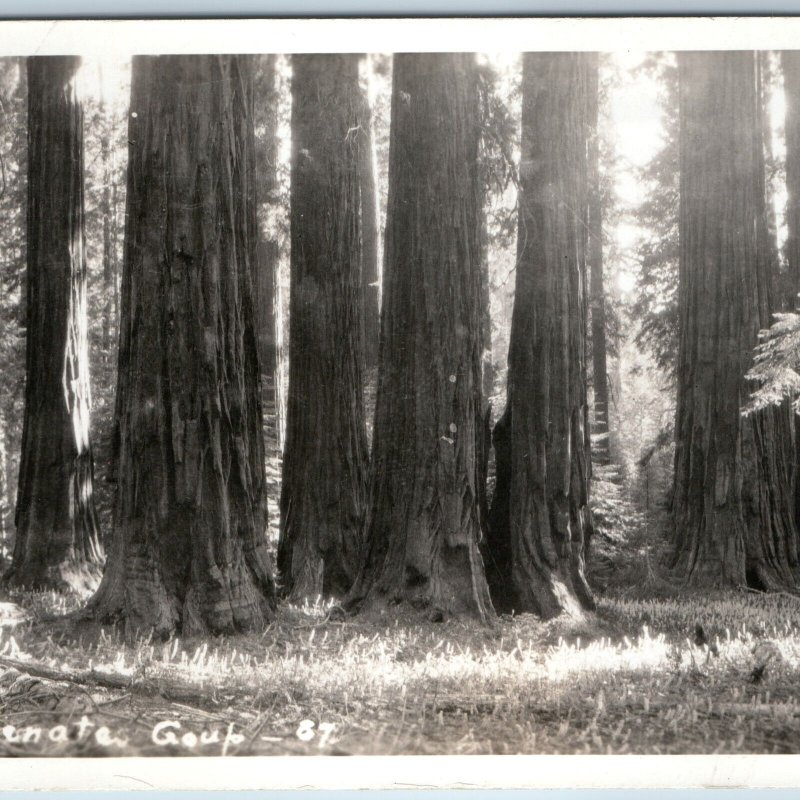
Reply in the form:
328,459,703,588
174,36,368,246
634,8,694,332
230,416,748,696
2,19,800,766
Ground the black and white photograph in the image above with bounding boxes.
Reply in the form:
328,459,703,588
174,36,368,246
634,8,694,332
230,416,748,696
0,14,800,788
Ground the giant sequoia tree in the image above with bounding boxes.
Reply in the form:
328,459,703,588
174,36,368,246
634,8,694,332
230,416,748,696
348,54,493,621
484,53,595,618
6,56,103,593
278,55,369,601
672,51,798,589
89,55,275,635
784,51,800,528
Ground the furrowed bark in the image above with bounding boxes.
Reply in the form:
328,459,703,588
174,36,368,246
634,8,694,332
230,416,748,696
88,56,275,636
672,51,798,589
485,53,595,618
782,51,800,533
278,54,369,601
349,53,493,622
5,56,103,595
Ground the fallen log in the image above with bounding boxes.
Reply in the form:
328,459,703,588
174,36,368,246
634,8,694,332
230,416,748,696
0,655,219,709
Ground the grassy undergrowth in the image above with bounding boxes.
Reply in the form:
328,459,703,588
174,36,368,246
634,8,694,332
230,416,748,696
0,472,798,756
1,585,800,756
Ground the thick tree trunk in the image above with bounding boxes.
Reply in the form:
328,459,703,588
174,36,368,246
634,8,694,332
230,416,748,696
88,56,275,636
359,71,381,374
348,54,493,622
754,54,798,589
5,57,103,594
587,54,610,466
253,55,285,452
782,51,800,532
484,53,595,618
278,55,369,601
672,52,798,590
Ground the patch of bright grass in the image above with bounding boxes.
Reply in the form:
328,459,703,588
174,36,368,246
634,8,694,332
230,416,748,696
1,590,800,756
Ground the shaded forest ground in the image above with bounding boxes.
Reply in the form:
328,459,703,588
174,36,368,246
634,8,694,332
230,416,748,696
1,400,799,757
3,488,800,756
2,575,800,756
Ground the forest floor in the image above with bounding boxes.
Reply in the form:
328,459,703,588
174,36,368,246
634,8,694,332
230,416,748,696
2,558,800,757
2,458,800,757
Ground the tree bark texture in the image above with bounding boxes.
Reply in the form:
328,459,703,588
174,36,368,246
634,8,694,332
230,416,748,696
587,54,610,466
484,53,595,619
349,54,493,621
782,51,800,531
672,51,798,590
5,56,103,594
278,55,369,601
754,54,798,585
89,55,275,636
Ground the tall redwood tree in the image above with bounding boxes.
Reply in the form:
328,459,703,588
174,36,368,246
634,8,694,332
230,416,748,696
89,55,275,635
484,53,595,618
278,54,369,601
349,53,493,621
782,51,800,530
6,56,103,594
672,51,798,589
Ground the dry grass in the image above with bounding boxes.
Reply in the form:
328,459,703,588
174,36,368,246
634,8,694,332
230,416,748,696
1,586,800,756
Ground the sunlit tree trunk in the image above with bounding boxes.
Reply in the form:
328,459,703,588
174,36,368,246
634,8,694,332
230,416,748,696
4,57,103,594
253,55,285,452
349,54,493,621
278,55,369,601
485,53,594,618
88,56,275,635
672,51,798,590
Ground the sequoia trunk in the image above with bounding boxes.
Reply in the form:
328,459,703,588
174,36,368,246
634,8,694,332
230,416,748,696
88,56,275,635
782,51,800,530
349,54,493,621
5,56,103,594
672,51,798,589
278,55,369,601
485,53,595,618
